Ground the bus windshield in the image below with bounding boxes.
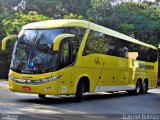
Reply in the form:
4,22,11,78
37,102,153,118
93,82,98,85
11,29,64,73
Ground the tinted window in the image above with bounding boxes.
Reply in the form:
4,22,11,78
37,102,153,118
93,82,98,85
83,30,157,63
83,30,129,58
58,27,86,69
83,31,106,54
128,43,157,62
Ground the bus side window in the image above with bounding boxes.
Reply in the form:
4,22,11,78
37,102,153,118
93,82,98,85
59,41,70,68
59,39,79,69
70,42,78,63
83,31,106,55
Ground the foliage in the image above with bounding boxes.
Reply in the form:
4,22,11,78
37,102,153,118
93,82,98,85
0,11,52,64
2,11,52,36
118,23,135,34
0,0,160,66
63,13,93,21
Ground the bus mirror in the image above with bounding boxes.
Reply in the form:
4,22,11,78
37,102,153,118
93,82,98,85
53,34,75,51
158,44,160,53
2,35,17,50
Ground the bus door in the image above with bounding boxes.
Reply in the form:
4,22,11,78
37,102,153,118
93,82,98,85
57,39,74,95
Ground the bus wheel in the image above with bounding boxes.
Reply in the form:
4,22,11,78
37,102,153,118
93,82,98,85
142,80,148,94
38,94,46,99
135,80,142,95
75,80,84,103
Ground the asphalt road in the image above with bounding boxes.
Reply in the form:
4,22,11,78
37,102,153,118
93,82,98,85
1,80,160,120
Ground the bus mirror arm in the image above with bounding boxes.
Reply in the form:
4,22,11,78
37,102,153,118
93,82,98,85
82,51,87,56
158,44,160,53
2,35,17,50
53,34,75,51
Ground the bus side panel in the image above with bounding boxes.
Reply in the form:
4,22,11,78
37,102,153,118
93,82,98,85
102,56,129,86
150,73,158,88
130,61,158,89
74,54,103,93
151,61,158,88
57,67,73,95
71,66,93,94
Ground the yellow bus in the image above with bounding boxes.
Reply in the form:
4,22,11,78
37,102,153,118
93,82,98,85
2,19,159,102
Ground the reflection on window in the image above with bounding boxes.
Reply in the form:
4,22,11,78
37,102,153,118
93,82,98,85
36,29,64,44
83,30,157,63
12,30,38,70
59,43,70,68
59,27,86,69
32,29,64,69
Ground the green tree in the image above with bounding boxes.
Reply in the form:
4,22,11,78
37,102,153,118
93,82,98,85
3,11,52,35
63,13,93,21
0,11,52,65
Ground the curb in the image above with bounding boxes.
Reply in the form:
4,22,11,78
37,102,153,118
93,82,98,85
0,79,8,81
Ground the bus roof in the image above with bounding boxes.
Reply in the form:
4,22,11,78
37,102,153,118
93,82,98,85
22,19,157,50
23,19,89,29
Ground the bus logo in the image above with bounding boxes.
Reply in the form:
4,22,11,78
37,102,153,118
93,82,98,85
95,57,100,65
139,63,154,70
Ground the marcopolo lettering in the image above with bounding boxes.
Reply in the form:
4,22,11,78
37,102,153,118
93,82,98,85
139,63,154,70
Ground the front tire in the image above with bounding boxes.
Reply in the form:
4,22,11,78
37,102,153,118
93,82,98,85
75,81,84,102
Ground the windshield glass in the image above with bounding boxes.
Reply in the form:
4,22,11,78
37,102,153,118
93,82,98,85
11,29,64,73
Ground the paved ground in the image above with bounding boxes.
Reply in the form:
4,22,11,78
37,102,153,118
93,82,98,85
0,80,160,120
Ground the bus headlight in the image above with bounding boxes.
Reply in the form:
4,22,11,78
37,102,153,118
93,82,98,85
9,74,63,84
41,74,63,83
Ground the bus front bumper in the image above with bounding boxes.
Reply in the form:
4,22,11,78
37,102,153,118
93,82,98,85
8,79,58,95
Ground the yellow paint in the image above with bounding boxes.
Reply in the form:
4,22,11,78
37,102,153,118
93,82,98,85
2,35,17,50
5,19,158,96
22,19,89,29
9,70,60,95
53,34,75,51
